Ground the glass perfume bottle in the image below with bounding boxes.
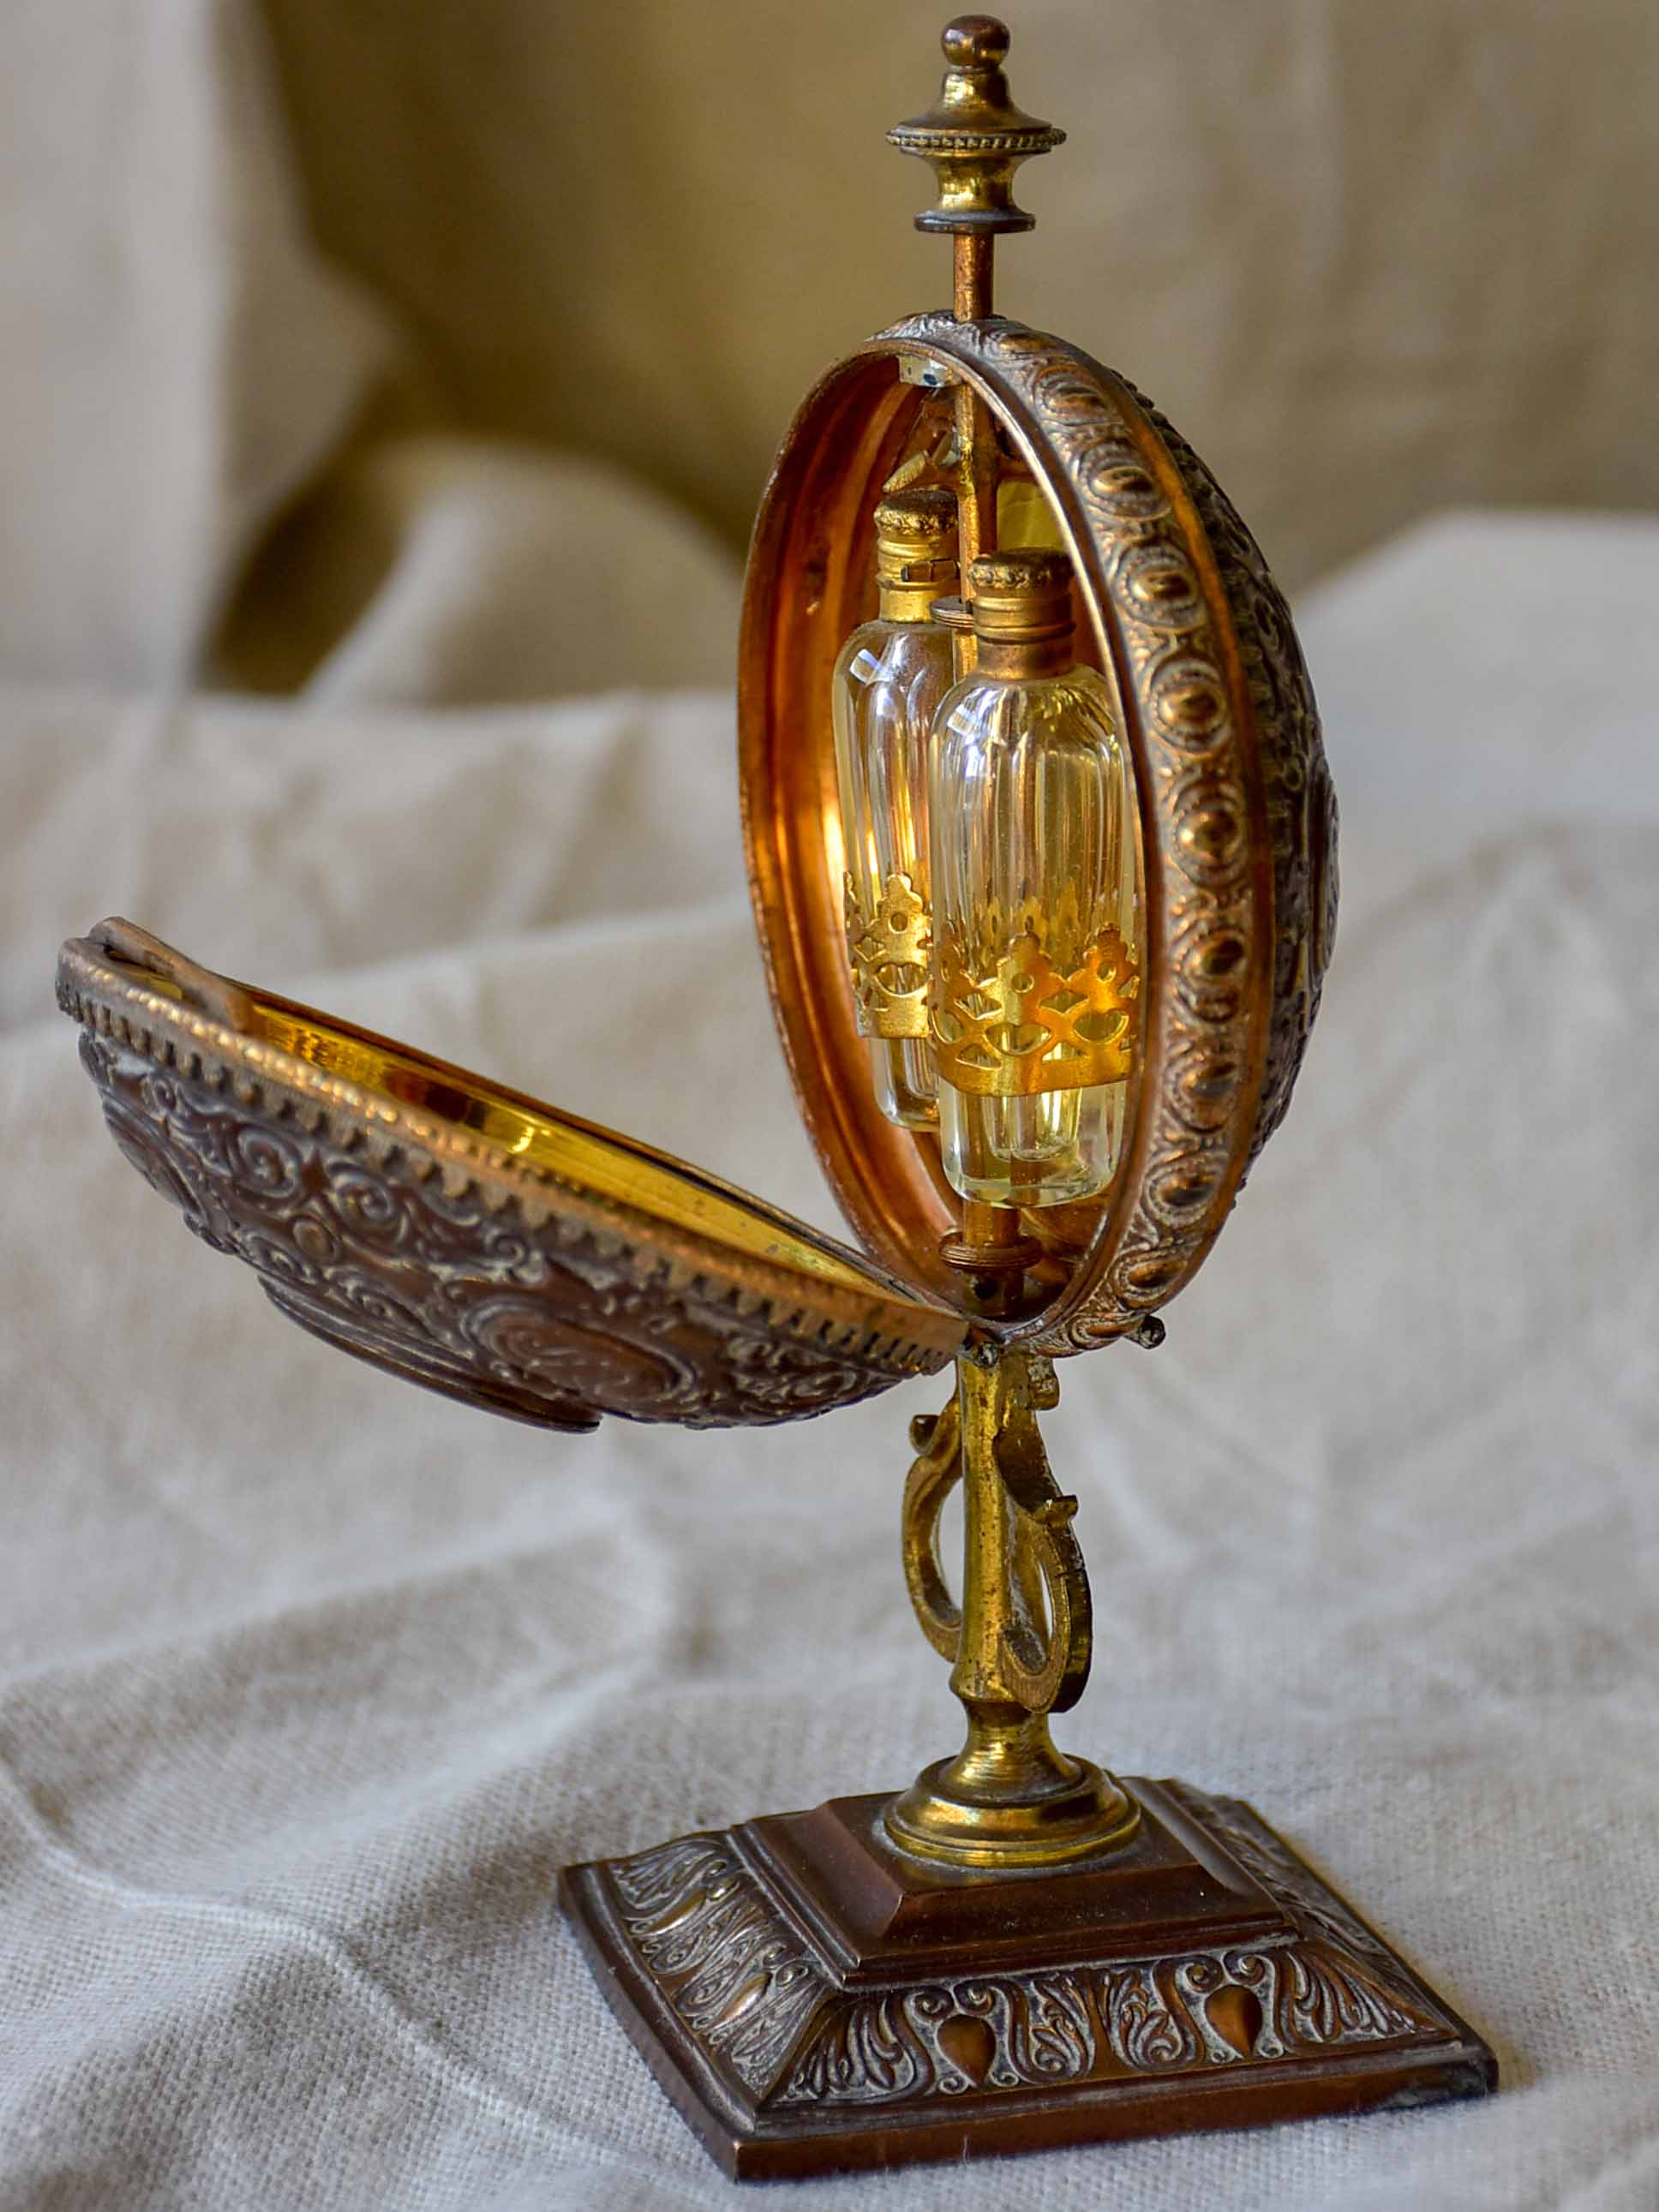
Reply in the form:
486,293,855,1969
831,485,959,1127
927,548,1140,1208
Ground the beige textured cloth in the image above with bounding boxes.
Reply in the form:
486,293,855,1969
4,1,1658,2205
213,0,1659,597
4,520,1659,2208
8,0,1659,691
2,0,741,696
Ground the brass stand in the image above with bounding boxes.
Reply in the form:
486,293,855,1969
885,1342,1135,1868
559,32,1491,2168
56,15,1493,2186
558,1352,1495,2180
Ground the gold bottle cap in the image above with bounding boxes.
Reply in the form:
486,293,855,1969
875,486,960,609
967,547,1075,645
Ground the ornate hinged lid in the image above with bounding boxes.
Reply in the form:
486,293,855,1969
57,923,963,1432
57,16,1336,1428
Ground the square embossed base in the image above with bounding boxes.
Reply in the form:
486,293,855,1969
559,1779,1496,2180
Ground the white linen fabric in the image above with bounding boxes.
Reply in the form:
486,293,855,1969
2,0,742,700
3,514,1657,2210
0,0,387,689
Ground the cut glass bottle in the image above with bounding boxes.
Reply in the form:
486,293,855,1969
927,548,1140,1208
831,486,959,1127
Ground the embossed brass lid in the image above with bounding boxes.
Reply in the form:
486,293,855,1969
874,484,957,548
964,547,1074,643
57,922,963,1434
873,486,959,619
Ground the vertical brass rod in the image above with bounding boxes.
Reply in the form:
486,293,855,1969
949,1350,1019,1715
952,380,998,577
952,232,994,321
948,231,1023,1263
950,231,998,585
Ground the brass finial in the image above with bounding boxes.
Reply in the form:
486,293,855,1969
889,16,1065,236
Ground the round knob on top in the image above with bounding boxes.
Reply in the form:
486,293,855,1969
888,15,1065,236
941,15,1009,68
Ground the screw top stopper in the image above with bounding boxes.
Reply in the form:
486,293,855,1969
889,16,1065,236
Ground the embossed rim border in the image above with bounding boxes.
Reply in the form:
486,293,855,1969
56,938,966,1406
738,314,1334,1352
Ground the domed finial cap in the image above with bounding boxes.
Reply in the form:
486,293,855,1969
889,16,1065,236
941,15,1009,68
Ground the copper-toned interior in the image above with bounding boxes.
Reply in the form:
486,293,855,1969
739,320,1279,1351
740,350,1126,1328
743,352,1105,1334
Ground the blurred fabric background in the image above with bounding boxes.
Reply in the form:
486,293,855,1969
4,9,1659,2211
6,0,1657,696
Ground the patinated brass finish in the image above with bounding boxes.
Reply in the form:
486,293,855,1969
889,1344,1139,1866
890,14,1062,679
560,1781,1496,2180
57,923,962,1433
738,314,1335,1346
49,15,1488,2186
741,51,1333,1350
871,484,958,622
889,15,1064,236
963,544,1075,649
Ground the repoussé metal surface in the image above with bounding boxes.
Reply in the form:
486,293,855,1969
56,15,1488,2184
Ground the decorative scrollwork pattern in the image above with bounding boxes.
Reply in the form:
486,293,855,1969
774,1934,1428,2107
1164,1784,1406,1971
1120,380,1338,1169
57,942,961,1433
608,1838,829,2094
931,919,1138,1097
591,1791,1458,2116
845,870,933,1041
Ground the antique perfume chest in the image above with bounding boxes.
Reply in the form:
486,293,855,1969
55,15,1492,2180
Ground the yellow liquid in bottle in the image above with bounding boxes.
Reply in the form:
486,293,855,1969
929,661,1139,1205
831,614,954,1128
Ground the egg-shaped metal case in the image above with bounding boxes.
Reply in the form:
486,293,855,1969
740,314,1337,1350
51,17,1496,2188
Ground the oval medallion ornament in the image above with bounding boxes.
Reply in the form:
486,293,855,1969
57,924,963,1433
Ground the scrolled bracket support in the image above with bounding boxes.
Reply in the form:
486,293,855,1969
889,1345,1136,1868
